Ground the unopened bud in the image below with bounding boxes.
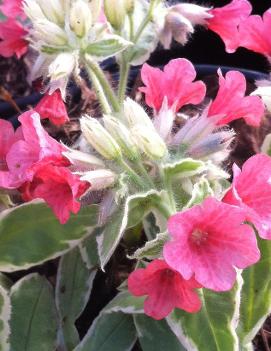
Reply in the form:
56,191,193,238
170,4,212,26
70,0,93,37
80,169,117,190
48,53,76,80
123,98,154,129
104,0,127,30
63,148,105,171
125,0,134,14
38,0,65,25
24,0,47,21
33,19,68,46
103,115,139,160
132,125,167,160
81,116,122,160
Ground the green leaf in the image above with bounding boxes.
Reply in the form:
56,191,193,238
74,313,137,351
80,228,101,269
237,238,271,347
0,201,99,272
0,284,10,351
103,291,144,314
162,158,205,179
56,247,97,350
10,274,58,351
128,232,169,260
97,190,166,270
185,177,214,208
134,314,185,351
85,35,132,60
167,276,242,351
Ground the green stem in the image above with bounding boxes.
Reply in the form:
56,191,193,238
134,160,155,188
128,13,134,41
154,201,173,219
118,58,130,103
85,66,112,114
133,0,156,44
84,55,120,112
160,168,176,214
118,158,146,189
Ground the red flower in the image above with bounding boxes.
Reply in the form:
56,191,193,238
34,90,70,125
164,197,260,291
208,70,264,126
139,58,206,112
239,9,271,60
21,164,89,224
128,259,201,320
207,0,252,53
0,18,28,58
223,154,271,240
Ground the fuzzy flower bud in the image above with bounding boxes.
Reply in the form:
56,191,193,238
37,0,65,25
33,19,68,46
63,148,105,171
104,0,127,30
23,0,47,21
125,0,135,14
70,0,93,38
123,98,154,129
80,169,117,190
132,125,167,160
48,53,77,80
81,116,122,160
170,4,212,26
103,115,140,160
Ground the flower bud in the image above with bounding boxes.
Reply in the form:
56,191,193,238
123,98,154,129
132,125,167,160
80,169,117,190
23,0,47,21
104,0,127,30
103,115,140,160
63,148,105,171
48,53,77,80
33,19,68,46
251,82,271,113
170,4,212,26
80,116,122,160
70,0,93,38
37,0,65,25
124,0,134,14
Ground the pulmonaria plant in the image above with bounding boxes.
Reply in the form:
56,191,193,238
1,1,271,351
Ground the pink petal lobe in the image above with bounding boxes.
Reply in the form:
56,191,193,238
0,19,28,58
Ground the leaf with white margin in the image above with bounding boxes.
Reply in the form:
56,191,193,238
0,283,10,351
237,238,271,348
103,291,144,314
167,274,242,351
134,314,186,351
74,312,137,351
162,158,205,179
10,274,58,351
185,177,214,208
0,201,99,272
85,35,132,61
128,232,169,260
97,190,167,270
56,247,98,350
80,228,101,269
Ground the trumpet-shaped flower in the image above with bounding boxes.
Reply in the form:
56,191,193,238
223,154,271,240
21,164,89,224
164,197,260,291
0,19,28,58
207,0,252,53
208,70,264,126
140,58,206,112
34,90,69,125
128,259,201,320
239,9,271,61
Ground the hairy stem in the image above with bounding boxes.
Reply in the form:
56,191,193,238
118,57,130,104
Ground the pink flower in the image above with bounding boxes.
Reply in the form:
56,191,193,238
21,164,89,224
0,111,67,189
139,58,206,112
239,9,271,60
128,259,201,320
207,0,252,53
0,120,23,188
0,18,28,58
34,90,70,125
0,0,24,18
164,197,260,291
208,70,264,126
223,154,271,240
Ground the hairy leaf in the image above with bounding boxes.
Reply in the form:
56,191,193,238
0,284,10,351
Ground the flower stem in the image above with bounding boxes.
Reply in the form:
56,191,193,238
133,0,156,44
118,57,130,104
84,55,120,112
118,158,147,189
